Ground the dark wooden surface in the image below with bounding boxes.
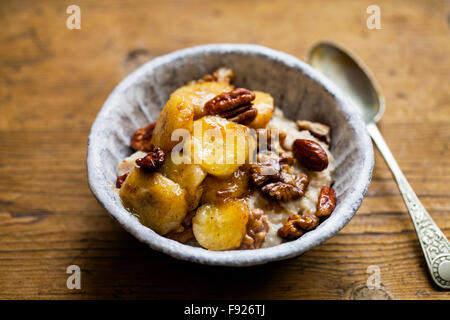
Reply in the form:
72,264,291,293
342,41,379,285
0,0,449,299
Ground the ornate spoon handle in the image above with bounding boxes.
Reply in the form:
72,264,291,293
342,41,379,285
367,122,450,289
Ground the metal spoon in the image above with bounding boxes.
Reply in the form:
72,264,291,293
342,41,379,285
308,42,450,289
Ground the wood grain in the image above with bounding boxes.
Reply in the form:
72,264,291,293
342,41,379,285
0,0,449,299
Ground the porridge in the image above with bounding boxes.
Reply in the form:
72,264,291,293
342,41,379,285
115,67,336,251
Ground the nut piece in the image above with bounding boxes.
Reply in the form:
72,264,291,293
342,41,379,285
239,209,270,250
115,172,129,188
135,144,165,171
250,153,309,201
316,186,337,217
278,214,319,240
261,170,309,201
250,153,281,187
204,88,258,125
293,139,329,171
130,122,157,152
297,120,330,144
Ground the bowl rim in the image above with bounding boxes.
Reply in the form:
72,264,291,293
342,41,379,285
87,43,374,266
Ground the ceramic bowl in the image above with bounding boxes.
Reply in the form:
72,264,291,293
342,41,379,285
87,44,373,266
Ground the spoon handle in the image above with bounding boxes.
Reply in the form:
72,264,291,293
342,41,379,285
366,122,450,289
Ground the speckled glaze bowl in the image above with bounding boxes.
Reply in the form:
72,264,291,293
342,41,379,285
87,44,374,266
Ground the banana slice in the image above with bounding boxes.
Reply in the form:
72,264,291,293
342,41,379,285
201,167,250,204
151,95,194,153
193,199,249,251
249,91,275,129
189,116,256,177
119,169,187,235
160,153,207,211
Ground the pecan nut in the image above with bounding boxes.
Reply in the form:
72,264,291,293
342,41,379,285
316,186,336,217
135,144,165,171
293,139,328,171
278,214,319,240
130,122,157,152
297,120,330,144
204,88,257,125
239,209,270,250
250,153,309,201
261,170,309,201
250,153,281,187
115,172,129,188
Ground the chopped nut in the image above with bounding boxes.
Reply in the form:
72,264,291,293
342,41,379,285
261,169,308,201
316,186,337,217
250,153,281,187
262,182,299,201
297,120,330,144
239,209,270,249
135,144,165,171
278,219,303,240
250,153,309,201
278,214,319,240
279,152,294,165
293,139,329,171
115,172,129,188
204,88,258,125
130,122,157,152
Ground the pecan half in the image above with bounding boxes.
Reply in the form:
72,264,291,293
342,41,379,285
130,122,157,152
115,172,129,188
239,209,270,250
135,144,165,171
293,139,328,171
278,214,319,240
297,120,330,144
204,88,257,125
316,186,337,217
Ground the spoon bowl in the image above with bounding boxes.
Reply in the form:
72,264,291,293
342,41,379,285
308,42,385,123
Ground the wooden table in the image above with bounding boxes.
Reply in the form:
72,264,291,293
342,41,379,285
1,0,449,300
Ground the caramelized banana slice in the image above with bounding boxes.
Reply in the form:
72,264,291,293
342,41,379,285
190,116,256,177
193,199,249,250
201,167,250,204
160,153,207,211
119,169,187,235
171,81,233,119
151,95,194,153
249,91,275,129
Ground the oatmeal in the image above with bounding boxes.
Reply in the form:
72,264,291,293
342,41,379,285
115,67,336,251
